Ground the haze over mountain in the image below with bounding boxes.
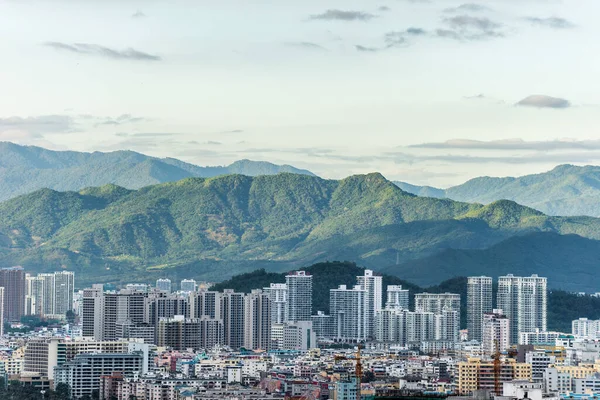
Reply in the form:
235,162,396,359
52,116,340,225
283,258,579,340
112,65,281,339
3,172,600,291
0,142,314,202
395,164,600,218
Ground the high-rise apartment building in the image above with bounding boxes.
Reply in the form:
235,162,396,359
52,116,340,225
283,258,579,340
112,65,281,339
572,318,600,338
263,283,288,324
286,271,312,322
53,271,75,316
180,279,197,292
415,293,461,314
190,290,221,320
386,285,409,310
82,285,105,339
482,309,510,357
38,273,56,317
156,315,223,350
243,289,271,350
497,274,547,344
436,309,460,342
356,269,382,338
0,267,25,322
221,289,245,349
330,285,367,341
467,276,493,342
156,278,172,293
0,266,26,322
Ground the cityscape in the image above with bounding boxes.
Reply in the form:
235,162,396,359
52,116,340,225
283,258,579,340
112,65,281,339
1,266,600,400
2,0,599,399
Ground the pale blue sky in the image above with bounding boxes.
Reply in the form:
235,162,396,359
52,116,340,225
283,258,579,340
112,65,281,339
0,0,598,186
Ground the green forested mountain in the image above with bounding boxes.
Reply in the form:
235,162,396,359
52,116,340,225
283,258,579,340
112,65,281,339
395,164,600,218
0,142,314,202
211,262,600,332
3,172,600,290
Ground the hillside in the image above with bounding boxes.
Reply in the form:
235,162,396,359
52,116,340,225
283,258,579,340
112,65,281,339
3,173,600,289
383,232,600,292
0,142,314,202
395,164,600,218
211,262,599,332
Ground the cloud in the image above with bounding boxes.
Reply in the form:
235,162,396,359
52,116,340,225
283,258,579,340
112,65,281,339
309,9,377,21
131,10,146,18
115,132,179,138
444,4,490,13
406,27,428,36
409,138,600,151
516,95,571,109
440,15,504,40
384,32,409,47
285,42,327,51
220,129,244,134
0,115,75,135
44,42,161,61
204,141,222,145
385,151,600,165
95,114,147,127
525,17,575,29
355,45,379,52
378,6,391,12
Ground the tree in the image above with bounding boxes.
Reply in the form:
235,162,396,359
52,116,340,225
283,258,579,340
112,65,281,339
65,310,76,325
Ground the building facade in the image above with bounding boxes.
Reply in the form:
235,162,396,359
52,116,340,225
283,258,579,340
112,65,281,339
467,276,493,342
286,271,312,322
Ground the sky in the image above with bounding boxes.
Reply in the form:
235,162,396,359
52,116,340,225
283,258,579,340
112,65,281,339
0,0,599,187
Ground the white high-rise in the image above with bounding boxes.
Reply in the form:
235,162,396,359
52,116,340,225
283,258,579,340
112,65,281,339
0,287,4,336
330,285,367,341
497,274,547,345
156,278,172,293
356,270,382,338
482,309,510,357
244,289,271,350
572,318,600,338
263,283,288,324
54,271,75,315
386,285,409,310
415,293,460,314
285,271,312,322
467,276,492,342
180,279,197,292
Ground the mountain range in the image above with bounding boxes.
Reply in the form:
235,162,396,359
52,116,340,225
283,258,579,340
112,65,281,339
395,164,600,218
3,170,600,291
0,142,313,202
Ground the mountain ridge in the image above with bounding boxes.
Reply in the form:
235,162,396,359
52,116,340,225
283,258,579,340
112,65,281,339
0,141,315,202
394,164,600,217
3,172,600,290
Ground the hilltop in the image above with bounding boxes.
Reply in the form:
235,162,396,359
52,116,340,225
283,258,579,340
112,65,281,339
3,172,600,289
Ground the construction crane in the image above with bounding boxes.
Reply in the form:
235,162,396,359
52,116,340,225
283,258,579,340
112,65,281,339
356,345,363,400
333,345,364,400
493,339,501,395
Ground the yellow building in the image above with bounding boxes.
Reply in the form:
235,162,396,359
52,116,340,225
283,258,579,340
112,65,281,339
458,358,532,395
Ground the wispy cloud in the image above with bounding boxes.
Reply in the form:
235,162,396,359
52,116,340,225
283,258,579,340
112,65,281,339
0,115,75,135
285,42,327,51
131,10,146,18
219,129,244,134
440,15,504,40
444,4,490,13
516,95,571,109
44,42,161,61
95,114,147,127
355,45,379,52
309,9,377,22
525,16,575,29
378,6,391,12
409,138,600,151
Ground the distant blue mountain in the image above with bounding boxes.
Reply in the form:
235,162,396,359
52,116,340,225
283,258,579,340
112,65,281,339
394,164,600,217
0,142,315,201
